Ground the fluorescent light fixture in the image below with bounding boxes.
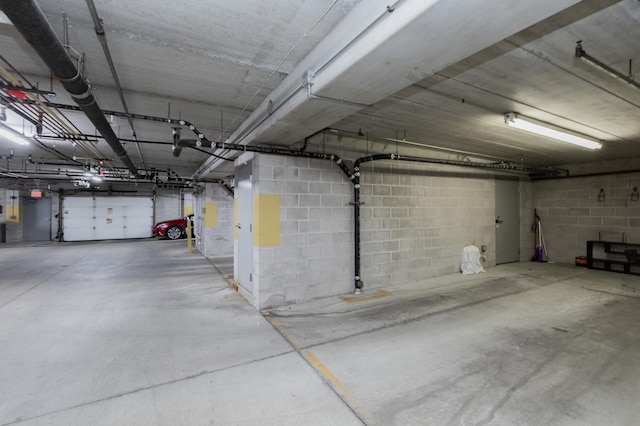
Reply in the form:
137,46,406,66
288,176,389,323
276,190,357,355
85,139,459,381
504,113,602,150
0,127,30,145
575,41,640,92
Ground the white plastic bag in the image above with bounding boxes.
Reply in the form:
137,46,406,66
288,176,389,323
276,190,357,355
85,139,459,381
460,245,485,274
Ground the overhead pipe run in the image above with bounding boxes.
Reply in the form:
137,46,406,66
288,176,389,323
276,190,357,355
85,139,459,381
353,153,567,175
174,137,355,182
320,127,521,164
86,0,145,168
0,0,141,178
32,100,214,149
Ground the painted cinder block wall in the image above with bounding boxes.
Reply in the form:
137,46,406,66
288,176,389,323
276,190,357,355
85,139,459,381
198,182,234,258
358,162,497,288
238,152,640,308
250,154,354,308
532,172,640,264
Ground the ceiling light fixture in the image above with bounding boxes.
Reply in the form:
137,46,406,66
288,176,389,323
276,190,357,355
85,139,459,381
575,41,639,91
0,126,30,146
504,113,602,150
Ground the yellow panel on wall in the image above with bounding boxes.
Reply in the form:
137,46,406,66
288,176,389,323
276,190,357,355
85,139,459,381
234,198,238,240
204,202,217,228
183,205,193,216
253,194,280,247
6,204,19,222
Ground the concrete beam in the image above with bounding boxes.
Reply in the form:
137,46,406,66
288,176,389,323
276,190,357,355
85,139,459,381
195,0,590,179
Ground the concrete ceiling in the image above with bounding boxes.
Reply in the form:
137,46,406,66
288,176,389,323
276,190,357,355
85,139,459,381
0,0,638,190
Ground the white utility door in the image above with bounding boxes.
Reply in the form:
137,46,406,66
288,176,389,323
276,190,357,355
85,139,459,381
495,179,520,264
236,163,253,293
63,196,153,241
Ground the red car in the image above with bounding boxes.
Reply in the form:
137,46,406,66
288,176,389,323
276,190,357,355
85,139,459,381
152,214,194,240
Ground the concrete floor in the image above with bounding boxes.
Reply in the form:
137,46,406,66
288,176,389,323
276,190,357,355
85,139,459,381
1,240,640,425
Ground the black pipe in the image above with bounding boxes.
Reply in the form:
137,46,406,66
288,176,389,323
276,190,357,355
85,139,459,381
0,0,140,178
353,175,363,290
301,127,331,152
221,182,234,197
86,0,145,168
0,100,39,127
27,155,82,168
197,178,235,197
354,153,567,177
175,138,356,182
1,95,80,138
23,100,219,154
532,168,640,181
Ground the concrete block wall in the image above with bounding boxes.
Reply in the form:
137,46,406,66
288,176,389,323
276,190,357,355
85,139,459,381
252,154,353,308
533,172,640,264
359,162,496,288
199,182,234,258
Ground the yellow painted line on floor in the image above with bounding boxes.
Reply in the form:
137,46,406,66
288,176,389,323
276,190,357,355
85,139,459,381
302,350,373,422
263,315,304,350
266,314,373,422
339,289,392,304
303,350,355,401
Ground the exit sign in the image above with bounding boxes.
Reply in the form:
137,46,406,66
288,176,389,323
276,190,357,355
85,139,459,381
30,189,42,198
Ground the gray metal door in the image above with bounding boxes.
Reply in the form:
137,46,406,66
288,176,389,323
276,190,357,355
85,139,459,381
236,163,253,293
23,197,52,242
495,179,520,264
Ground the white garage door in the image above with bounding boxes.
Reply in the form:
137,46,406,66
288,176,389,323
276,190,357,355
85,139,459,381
63,196,154,241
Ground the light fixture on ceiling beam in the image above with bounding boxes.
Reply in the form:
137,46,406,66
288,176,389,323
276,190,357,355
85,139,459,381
575,41,639,91
0,126,30,145
504,113,602,150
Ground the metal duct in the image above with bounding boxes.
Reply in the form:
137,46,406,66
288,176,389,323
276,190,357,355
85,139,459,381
0,0,140,178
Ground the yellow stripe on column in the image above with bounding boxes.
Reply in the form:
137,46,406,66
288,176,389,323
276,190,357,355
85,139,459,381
6,205,19,222
253,194,280,247
204,202,217,228
233,198,238,240
183,205,193,216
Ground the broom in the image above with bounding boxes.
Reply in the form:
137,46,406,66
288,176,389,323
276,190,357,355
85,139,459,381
531,209,542,261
